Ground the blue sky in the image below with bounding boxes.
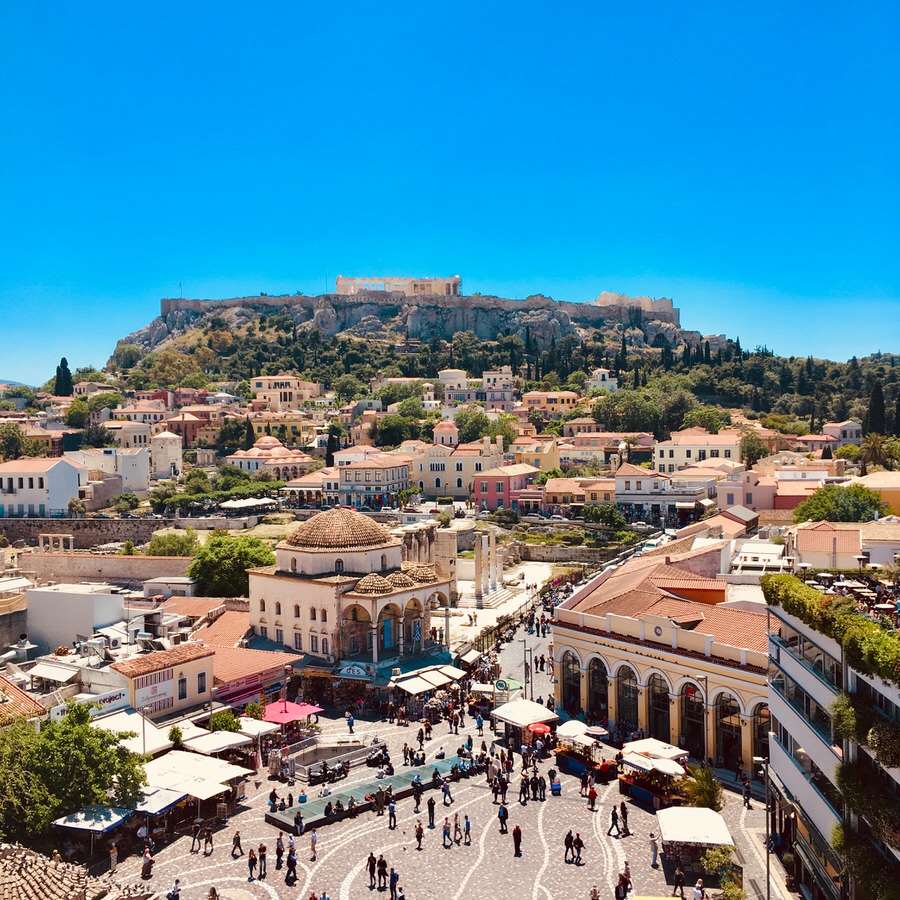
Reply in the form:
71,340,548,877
1,3,898,385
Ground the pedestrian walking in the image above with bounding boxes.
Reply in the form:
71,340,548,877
453,812,462,845
232,829,244,857
247,848,257,881
389,867,400,900
204,826,214,854
743,779,752,809
347,713,355,733
286,847,298,883
498,802,509,833
377,855,388,889
512,824,522,856
615,875,628,900
166,878,182,900
443,817,452,848
258,843,267,878
620,801,630,836
108,843,117,875
442,778,453,805
573,832,584,865
587,785,597,810
564,829,574,863
415,821,424,850
672,865,686,898
623,861,633,893
607,806,621,836
734,758,744,782
427,795,436,828
367,852,377,888
464,814,471,845
477,714,484,735
275,832,284,869
309,829,318,861
190,822,201,853
693,879,706,900
388,800,397,829
650,832,659,868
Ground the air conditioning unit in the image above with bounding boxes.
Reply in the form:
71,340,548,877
365,665,375,676
171,633,182,645
391,667,402,677
108,637,121,650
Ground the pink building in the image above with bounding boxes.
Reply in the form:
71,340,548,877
473,464,539,511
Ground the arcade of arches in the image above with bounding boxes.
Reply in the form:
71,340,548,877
555,651,767,766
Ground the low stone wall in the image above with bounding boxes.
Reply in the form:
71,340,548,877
17,551,191,586
0,518,161,549
516,542,618,564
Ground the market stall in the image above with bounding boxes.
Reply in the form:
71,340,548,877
656,806,735,878
554,719,617,781
52,805,133,856
491,698,559,747
618,751,686,808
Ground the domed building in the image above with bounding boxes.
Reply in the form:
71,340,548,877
226,435,315,480
248,507,453,704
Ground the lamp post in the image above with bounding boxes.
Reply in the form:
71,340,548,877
518,638,533,701
141,706,151,757
284,664,293,711
753,756,771,900
697,674,709,765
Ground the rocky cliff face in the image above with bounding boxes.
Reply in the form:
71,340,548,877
119,290,690,355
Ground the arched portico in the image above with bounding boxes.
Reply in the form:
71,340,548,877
647,672,672,741
680,681,706,761
561,650,581,713
587,657,609,721
616,664,638,729
713,691,743,768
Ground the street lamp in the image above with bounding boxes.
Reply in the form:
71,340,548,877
141,706,151,757
753,756,772,900
697,675,709,765
518,638,533,701
283,664,293,710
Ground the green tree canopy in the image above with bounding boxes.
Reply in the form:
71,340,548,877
208,710,240,733
793,483,888,524
87,391,123,413
187,531,275,596
54,357,73,396
583,504,627,528
740,432,769,467
145,528,200,557
64,398,90,428
80,423,116,448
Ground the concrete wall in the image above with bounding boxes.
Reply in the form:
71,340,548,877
17,552,191,586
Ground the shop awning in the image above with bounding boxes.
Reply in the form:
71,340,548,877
557,720,589,738
419,670,452,688
623,752,656,773
134,787,188,816
438,664,467,680
456,649,481,666
53,805,132,834
238,717,281,740
394,676,434,695
184,731,252,756
675,501,699,509
491,699,559,729
622,738,686,761
656,807,733,847
27,661,79,683
572,733,598,750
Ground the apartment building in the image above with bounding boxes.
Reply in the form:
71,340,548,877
653,427,743,473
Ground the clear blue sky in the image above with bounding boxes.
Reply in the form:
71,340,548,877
1,3,898,386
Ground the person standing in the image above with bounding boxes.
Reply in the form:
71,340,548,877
464,814,471,845
442,817,452,848
309,829,318,861
649,832,659,868
367,852,377,888
108,843,117,874
442,778,453,805
607,805,621,836
286,846,298,883
672,865,686,899
512,824,522,856
414,821,424,850
564,829,574,863
203,826,214,855
453,812,463,845
258,843,267,879
389,867,400,900
614,875,628,900
377,855,388,890
693,879,706,900
247,848,257,881
347,712,355,734
427,795,436,828
620,801,630,836
498,802,509,833
190,822,201,853
573,832,584,865
167,878,182,899
275,832,284,869
742,779,752,809
232,829,244,857
388,799,397,830
587,784,597,811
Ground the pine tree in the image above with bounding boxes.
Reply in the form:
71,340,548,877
867,381,886,435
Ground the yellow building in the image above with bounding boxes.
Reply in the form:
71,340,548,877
552,545,769,767
853,471,900,515
509,435,561,472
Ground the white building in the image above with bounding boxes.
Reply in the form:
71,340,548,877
150,429,183,478
0,457,86,518
65,447,151,494
586,367,619,392
821,420,863,448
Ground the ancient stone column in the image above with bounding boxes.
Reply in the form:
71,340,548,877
488,529,497,591
480,533,490,598
474,536,484,603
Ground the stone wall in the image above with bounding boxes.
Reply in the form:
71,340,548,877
0,518,160,549
17,551,191,586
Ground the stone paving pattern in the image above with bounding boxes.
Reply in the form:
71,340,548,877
114,591,790,900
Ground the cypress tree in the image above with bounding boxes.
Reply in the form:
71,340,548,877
867,381,886,434
54,357,73,396
243,417,255,450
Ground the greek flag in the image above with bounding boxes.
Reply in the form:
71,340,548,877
413,621,421,642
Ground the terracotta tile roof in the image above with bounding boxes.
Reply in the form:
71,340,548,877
775,481,820,496
795,522,861,554
211,645,302,686
478,464,539,478
641,598,768,653
111,643,215,678
192,610,251,647
0,674,47,723
0,457,84,473
162,597,226,619
615,463,664,479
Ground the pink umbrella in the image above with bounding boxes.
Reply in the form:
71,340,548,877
527,722,551,735
263,700,324,724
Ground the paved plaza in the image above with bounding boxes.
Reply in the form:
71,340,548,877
113,565,790,900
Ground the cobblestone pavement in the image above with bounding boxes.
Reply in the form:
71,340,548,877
115,592,789,900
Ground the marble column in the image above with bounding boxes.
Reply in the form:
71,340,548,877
474,537,484,603
480,534,490,598
488,529,498,591
371,625,379,664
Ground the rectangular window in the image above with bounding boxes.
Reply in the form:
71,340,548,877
310,635,319,653
711,449,719,458
636,481,642,490
669,449,674,458
480,482,488,492
275,628,284,645
259,625,268,639
724,450,731,458
625,481,631,490
726,493,735,505
294,632,303,651
197,672,207,694
177,676,188,701
496,482,504,493
456,462,463,471
746,492,753,504
475,463,482,472
28,478,33,489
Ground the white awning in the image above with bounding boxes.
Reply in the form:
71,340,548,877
622,738,686,761
0,576,32,593
134,787,188,816
656,807,733,847
557,720,589,738
623,752,656,773
438,664,468,680
572,733,598,750
456,649,481,666
184,731,252,756
394,676,434,695
491,699,560,729
27,661,79,683
53,805,132,834
94,709,174,756
418,670,451,688
238,717,280,739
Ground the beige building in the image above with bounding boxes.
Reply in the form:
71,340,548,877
408,427,505,500
553,546,769,767
227,435,316,479
336,275,461,296
251,375,323,412
653,427,743,473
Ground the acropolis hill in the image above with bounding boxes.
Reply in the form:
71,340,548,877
134,281,702,356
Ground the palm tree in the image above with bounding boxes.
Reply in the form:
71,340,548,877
680,765,724,811
859,433,888,476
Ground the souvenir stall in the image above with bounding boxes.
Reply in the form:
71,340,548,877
491,698,559,748
656,807,736,879
554,720,617,782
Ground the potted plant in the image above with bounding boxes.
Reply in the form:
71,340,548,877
781,852,796,891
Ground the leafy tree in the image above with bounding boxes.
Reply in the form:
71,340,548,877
113,343,143,369
793,483,888,523
243,702,263,720
375,414,413,447
0,702,146,842
208,710,240,733
168,725,184,749
145,528,200,557
54,357,73,396
148,480,179,512
583,504,626,528
534,468,564,486
867,381,886,435
80,423,116,448
681,405,730,434
112,493,140,513
834,444,860,461
0,424,27,461
454,408,491,443
739,432,769,467
325,421,342,467
187,531,275,596
67,497,87,517
397,396,425,418
681,764,724,811
184,468,213,494
86,391,122,413
121,540,135,555
859,433,889,475
64,398,90,428
701,844,746,900
215,463,253,492
332,374,366,404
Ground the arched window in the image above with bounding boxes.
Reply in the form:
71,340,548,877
588,658,608,720
320,609,327,623
293,604,300,618
435,477,442,488
259,599,266,612
351,607,358,622
562,651,581,713
310,608,317,621
381,554,387,570
752,703,770,762
648,673,671,741
617,665,638,728
275,602,281,616
715,692,742,768
456,477,463,489
335,559,344,573
681,682,706,761
290,558,297,573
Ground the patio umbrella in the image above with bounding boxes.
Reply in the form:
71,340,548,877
585,725,609,739
874,603,896,612
527,722,551,735
296,702,324,718
263,699,311,725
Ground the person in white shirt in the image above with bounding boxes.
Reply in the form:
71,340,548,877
693,879,705,900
